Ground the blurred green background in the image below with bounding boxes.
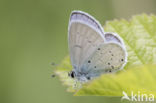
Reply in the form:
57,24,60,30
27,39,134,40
1,0,156,103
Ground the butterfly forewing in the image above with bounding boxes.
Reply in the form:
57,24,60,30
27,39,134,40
68,11,105,71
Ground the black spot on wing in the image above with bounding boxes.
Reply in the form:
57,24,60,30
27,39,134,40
88,60,91,63
87,77,91,80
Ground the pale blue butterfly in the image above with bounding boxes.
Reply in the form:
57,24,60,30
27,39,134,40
68,10,127,82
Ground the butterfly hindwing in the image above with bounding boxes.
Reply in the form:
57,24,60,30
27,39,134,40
81,42,127,78
104,32,127,46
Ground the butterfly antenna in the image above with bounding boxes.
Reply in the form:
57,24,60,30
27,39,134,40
52,71,70,78
50,61,59,78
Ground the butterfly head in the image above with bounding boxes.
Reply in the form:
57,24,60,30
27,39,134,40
68,71,76,78
68,70,91,83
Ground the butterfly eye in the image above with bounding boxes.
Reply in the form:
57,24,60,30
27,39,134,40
71,71,75,78
68,71,75,78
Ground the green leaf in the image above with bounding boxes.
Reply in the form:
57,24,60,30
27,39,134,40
55,14,156,96
75,64,156,96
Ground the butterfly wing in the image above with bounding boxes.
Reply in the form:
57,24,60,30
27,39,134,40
81,42,127,78
68,11,105,71
105,32,125,45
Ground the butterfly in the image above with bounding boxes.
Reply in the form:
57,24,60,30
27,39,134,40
68,10,127,82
